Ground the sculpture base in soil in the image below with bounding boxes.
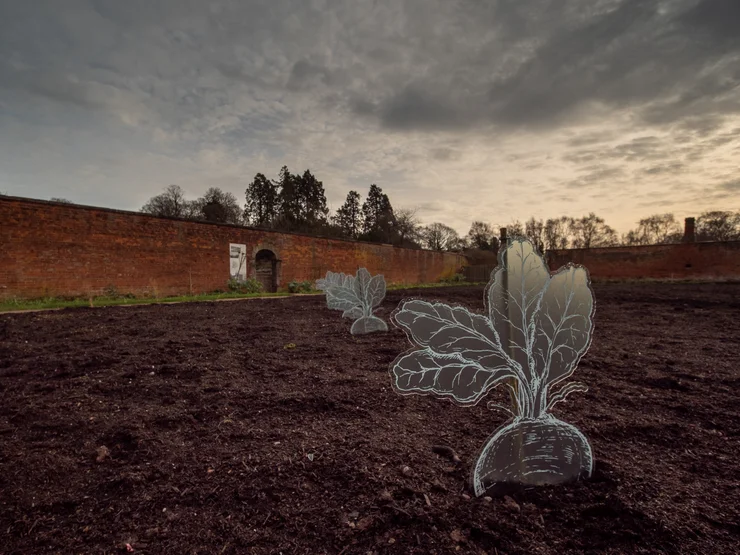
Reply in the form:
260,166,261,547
350,315,388,335
472,415,593,497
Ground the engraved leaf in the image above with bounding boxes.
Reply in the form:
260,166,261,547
319,268,388,334
354,268,371,300
393,300,515,367
365,274,386,309
391,300,522,405
316,271,342,291
389,237,596,420
342,306,364,320
486,239,550,383
325,272,362,311
532,265,594,388
326,279,362,312
391,349,517,406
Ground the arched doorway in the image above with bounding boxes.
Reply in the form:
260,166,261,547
255,249,278,292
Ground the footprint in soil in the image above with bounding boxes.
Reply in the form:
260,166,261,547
642,376,690,392
99,430,139,460
275,395,343,413
153,416,180,430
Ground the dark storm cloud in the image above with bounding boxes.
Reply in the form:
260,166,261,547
353,0,740,133
215,63,278,90
429,148,461,161
583,126,739,168
565,165,627,189
678,0,740,38
565,131,620,148
286,60,352,92
610,137,671,162
0,0,737,232
484,0,662,125
416,201,447,213
344,95,376,118
0,69,105,110
286,60,325,91
4,0,737,135
643,162,686,175
379,86,468,131
719,179,740,192
562,135,674,165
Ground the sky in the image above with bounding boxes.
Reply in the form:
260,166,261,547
0,0,738,236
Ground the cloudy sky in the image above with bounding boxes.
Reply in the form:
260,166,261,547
1,0,738,235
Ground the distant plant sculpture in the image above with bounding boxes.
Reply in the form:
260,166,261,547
389,237,595,496
316,268,388,335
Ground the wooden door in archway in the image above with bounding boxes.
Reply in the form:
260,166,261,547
255,249,277,292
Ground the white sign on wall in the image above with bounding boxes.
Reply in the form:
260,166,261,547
229,243,247,281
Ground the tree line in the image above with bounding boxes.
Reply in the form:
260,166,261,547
139,166,431,248
474,211,740,252
138,169,740,251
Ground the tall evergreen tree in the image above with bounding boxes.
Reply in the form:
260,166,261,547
361,184,395,242
275,165,301,230
297,169,329,228
273,166,330,232
333,190,363,238
244,173,279,227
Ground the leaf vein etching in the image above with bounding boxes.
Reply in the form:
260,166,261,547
317,269,388,335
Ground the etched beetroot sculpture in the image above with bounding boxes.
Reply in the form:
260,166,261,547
316,268,388,335
390,237,595,496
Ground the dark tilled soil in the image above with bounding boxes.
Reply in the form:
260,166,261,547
0,283,739,554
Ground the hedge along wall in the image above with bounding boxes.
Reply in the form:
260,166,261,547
546,241,740,281
0,197,466,299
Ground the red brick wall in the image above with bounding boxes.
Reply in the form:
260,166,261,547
0,197,466,299
547,242,740,280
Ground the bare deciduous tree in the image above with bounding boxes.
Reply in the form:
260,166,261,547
423,222,463,252
393,207,423,248
570,213,618,248
525,217,546,253
696,210,740,242
141,185,191,219
623,213,682,245
544,216,573,250
466,221,499,251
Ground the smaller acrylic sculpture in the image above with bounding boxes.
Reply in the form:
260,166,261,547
390,237,595,496
316,268,388,335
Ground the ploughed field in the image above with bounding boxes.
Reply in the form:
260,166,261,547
0,283,738,554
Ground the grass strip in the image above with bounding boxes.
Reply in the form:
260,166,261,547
0,282,486,313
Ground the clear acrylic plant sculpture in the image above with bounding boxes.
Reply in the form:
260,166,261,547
316,268,388,335
389,237,595,496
